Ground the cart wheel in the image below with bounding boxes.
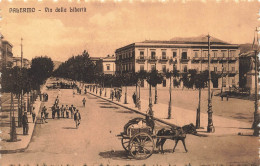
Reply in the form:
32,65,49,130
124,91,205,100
129,132,154,160
121,137,130,152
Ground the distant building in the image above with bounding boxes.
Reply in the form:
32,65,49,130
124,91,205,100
115,35,240,88
0,38,14,69
91,55,116,75
12,57,31,68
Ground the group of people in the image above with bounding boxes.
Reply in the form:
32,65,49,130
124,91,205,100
110,88,122,102
39,95,82,128
40,93,49,102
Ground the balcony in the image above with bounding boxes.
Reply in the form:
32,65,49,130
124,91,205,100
228,70,238,75
148,56,158,63
201,57,209,62
211,57,218,62
228,57,237,62
180,57,190,63
169,58,177,64
158,56,169,63
136,56,146,63
192,57,201,62
218,57,228,62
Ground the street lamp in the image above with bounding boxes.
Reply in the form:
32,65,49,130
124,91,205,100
252,48,259,136
207,34,215,133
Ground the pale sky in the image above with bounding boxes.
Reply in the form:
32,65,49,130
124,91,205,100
1,0,259,62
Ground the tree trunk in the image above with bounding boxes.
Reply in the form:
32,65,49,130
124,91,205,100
124,86,127,104
168,76,172,119
149,84,152,105
196,88,201,129
154,85,158,104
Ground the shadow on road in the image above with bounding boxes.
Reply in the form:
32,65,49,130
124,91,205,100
116,110,134,114
62,127,77,130
99,150,131,160
99,106,119,109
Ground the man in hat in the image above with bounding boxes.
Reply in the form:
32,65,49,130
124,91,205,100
22,112,29,135
74,109,81,129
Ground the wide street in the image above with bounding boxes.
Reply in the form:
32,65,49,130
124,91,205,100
0,87,258,166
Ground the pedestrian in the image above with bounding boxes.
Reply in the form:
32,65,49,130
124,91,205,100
74,109,81,129
55,96,59,105
70,105,75,119
132,92,137,106
146,103,155,132
82,98,86,107
73,90,75,97
52,104,56,119
111,90,114,101
22,112,29,135
61,105,64,118
65,105,69,118
32,107,36,123
56,105,60,119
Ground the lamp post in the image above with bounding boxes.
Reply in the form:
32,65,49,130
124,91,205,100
207,34,215,133
252,49,259,135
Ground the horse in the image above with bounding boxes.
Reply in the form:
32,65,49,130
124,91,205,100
155,123,197,154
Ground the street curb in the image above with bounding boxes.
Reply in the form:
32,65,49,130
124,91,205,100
87,92,179,128
0,97,44,154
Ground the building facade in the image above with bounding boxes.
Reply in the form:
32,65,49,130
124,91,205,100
1,40,13,69
91,55,116,75
115,36,240,89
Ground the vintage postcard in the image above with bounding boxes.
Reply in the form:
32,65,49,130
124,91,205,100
0,0,259,165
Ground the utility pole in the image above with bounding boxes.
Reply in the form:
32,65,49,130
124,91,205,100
18,38,23,127
252,27,259,136
9,92,17,142
207,34,215,133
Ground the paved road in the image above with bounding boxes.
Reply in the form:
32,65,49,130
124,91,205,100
1,89,258,165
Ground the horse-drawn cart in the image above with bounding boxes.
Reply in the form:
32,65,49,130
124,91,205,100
117,117,198,160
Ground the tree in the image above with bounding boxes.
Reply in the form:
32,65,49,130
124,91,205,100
146,70,163,105
30,56,54,90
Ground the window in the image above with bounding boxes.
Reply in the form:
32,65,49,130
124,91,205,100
221,50,227,57
230,50,236,57
203,50,208,57
183,65,188,72
181,52,187,59
194,51,199,58
232,78,235,85
213,51,218,57
140,65,144,71
232,67,235,71
162,65,166,73
172,51,177,58
223,67,226,72
163,79,166,87
214,67,217,72
151,51,156,59
151,65,156,71
162,51,166,59
140,51,144,59
223,78,226,87
106,64,110,71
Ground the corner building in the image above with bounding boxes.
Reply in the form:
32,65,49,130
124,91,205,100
115,36,240,89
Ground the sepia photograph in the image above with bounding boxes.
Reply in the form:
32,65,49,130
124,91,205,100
0,0,259,165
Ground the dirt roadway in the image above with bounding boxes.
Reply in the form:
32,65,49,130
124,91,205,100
0,89,258,166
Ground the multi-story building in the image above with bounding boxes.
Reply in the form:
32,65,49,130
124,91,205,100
115,36,240,89
91,55,116,75
0,39,14,69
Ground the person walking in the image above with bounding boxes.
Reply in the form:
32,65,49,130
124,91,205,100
56,105,60,119
74,109,81,129
111,90,114,101
22,112,29,135
32,107,36,123
132,92,137,106
51,104,56,119
65,105,69,118
82,98,86,107
70,105,75,119
60,105,64,118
